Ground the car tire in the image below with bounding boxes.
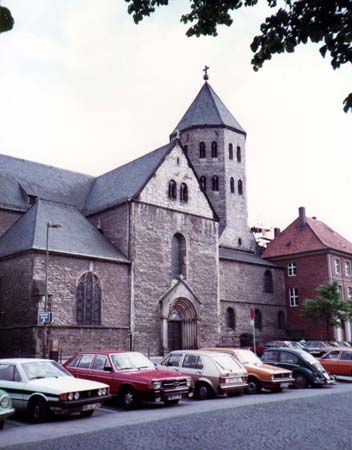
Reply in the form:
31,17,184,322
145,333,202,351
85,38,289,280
28,397,50,423
194,382,213,400
0,420,4,430
246,377,262,395
293,373,308,389
80,410,95,418
164,399,179,406
119,387,138,410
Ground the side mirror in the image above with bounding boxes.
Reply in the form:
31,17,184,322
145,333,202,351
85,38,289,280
104,366,113,372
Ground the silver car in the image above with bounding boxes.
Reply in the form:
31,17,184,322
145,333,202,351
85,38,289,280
159,350,248,400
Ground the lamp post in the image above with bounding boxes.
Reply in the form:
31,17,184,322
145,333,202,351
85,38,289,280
42,222,62,358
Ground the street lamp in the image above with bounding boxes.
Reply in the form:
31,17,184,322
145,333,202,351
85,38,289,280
42,222,62,358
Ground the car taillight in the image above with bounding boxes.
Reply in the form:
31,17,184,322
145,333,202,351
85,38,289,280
219,377,228,384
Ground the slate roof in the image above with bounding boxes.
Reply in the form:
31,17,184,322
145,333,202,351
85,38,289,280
0,199,129,262
219,247,278,268
171,82,245,137
0,154,94,211
263,216,352,258
84,141,175,215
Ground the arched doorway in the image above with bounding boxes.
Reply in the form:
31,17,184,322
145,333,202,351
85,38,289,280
167,298,198,351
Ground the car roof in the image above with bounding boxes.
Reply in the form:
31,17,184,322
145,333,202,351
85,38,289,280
0,358,54,364
74,350,125,355
324,347,352,352
167,349,232,357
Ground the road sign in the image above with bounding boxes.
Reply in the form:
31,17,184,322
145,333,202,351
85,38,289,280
38,311,52,324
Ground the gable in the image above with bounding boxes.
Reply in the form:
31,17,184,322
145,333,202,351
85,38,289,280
139,143,215,219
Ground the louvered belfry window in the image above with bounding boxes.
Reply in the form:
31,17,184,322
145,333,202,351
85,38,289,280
76,272,102,325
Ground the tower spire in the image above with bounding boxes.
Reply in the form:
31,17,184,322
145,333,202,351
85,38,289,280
203,65,209,81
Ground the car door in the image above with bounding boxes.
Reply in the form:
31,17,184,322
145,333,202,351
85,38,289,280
262,350,279,367
72,353,96,380
320,350,341,374
340,351,352,376
89,354,114,388
180,354,204,385
278,351,300,373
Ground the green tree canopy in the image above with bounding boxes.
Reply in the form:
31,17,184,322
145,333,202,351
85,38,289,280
126,0,352,113
0,5,14,33
300,281,352,339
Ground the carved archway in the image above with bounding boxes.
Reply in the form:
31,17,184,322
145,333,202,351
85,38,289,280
167,298,198,351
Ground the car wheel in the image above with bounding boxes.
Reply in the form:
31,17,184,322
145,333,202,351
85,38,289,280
119,387,138,410
0,420,4,430
80,410,95,418
28,397,50,423
164,399,179,406
246,377,262,395
293,373,308,389
194,382,213,400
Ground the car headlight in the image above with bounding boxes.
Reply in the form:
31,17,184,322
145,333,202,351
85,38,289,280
68,392,74,401
74,392,80,400
98,389,103,396
152,381,161,390
271,375,275,381
0,395,10,408
186,378,192,387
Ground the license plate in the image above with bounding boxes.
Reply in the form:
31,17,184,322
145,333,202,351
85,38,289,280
280,383,289,388
167,394,182,401
82,403,98,411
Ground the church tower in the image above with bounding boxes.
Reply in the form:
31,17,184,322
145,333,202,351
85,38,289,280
170,70,256,252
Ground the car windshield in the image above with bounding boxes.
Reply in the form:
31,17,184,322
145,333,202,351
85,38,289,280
212,354,243,372
234,350,262,365
23,361,71,380
110,352,154,370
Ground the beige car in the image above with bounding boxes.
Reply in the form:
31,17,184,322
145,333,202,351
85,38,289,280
158,350,248,400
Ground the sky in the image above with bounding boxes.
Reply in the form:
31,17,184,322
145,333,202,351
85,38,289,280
1,1,351,241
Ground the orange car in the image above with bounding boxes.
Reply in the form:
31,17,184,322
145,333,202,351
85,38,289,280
318,348,352,376
203,348,293,394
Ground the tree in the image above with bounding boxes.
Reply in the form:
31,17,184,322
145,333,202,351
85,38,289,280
126,1,352,113
0,5,14,33
300,281,352,340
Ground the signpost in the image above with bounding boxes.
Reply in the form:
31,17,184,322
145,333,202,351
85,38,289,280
250,306,256,354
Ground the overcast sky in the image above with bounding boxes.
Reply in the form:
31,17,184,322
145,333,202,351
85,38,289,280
1,1,351,241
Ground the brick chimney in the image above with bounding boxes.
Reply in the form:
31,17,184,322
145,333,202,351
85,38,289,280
274,228,281,238
299,207,306,227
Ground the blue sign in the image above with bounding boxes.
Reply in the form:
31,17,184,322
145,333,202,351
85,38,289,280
38,311,52,324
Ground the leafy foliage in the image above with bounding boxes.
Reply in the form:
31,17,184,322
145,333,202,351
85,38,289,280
300,281,352,339
126,0,352,112
0,6,14,33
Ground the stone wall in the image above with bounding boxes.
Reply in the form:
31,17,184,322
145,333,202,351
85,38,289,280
219,259,286,344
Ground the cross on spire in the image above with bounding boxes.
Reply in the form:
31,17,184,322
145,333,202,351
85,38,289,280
203,65,209,81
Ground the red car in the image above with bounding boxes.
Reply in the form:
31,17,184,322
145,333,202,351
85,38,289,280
64,351,192,410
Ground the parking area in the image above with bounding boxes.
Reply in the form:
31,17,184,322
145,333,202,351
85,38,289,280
2,381,352,448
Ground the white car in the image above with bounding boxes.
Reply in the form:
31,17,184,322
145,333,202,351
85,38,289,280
0,358,110,422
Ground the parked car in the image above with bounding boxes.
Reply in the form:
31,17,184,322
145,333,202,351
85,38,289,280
265,341,304,350
318,348,352,376
0,358,110,422
0,389,15,429
204,348,293,394
158,350,247,400
302,341,330,356
64,351,192,410
262,348,335,388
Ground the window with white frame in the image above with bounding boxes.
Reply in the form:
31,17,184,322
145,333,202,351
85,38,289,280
338,285,343,299
345,261,351,276
288,262,296,277
348,287,352,300
335,258,341,274
289,288,298,307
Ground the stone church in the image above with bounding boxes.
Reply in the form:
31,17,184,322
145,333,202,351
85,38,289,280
0,76,286,359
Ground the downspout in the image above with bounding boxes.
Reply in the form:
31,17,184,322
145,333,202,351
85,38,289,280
127,200,134,350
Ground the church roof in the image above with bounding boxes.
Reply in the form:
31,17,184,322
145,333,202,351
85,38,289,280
219,247,278,267
84,141,175,215
0,199,129,262
171,82,245,137
263,216,352,258
0,154,94,212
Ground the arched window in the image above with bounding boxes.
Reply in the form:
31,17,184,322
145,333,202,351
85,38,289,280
264,270,274,293
230,177,235,193
254,309,262,330
168,180,177,200
237,146,241,162
226,307,235,330
238,179,243,195
76,272,101,325
229,143,233,160
200,176,206,192
199,142,206,159
171,233,187,278
180,183,188,203
212,175,219,191
211,141,218,158
278,311,285,329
